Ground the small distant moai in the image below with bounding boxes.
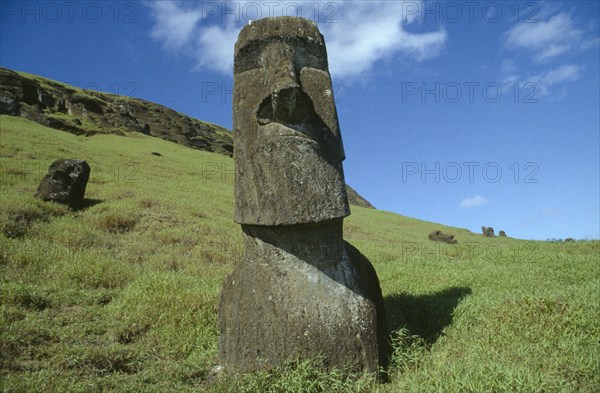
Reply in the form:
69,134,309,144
428,230,458,244
481,226,495,237
218,17,387,375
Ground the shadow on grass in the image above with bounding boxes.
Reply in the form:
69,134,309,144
74,198,104,211
384,286,472,345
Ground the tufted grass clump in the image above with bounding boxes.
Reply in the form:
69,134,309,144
1,116,599,392
211,358,377,393
0,195,70,238
93,210,139,234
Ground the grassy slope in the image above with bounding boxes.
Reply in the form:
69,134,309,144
4,68,233,151
1,115,598,392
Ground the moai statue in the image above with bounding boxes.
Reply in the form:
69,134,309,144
481,226,495,237
218,17,388,375
35,159,90,209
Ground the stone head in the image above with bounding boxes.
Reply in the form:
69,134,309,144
233,17,349,226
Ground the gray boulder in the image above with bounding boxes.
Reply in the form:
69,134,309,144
428,230,458,244
0,94,17,115
35,159,90,209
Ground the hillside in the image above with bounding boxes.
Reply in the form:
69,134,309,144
0,67,374,209
1,116,598,392
0,67,233,156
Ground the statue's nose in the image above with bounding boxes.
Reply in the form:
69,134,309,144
256,41,332,145
257,86,307,126
261,41,300,93
258,41,304,126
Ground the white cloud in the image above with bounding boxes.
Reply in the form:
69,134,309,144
504,10,594,62
145,0,447,79
460,195,489,208
504,64,582,98
323,2,446,78
531,63,582,97
194,23,239,74
148,2,203,51
542,64,581,84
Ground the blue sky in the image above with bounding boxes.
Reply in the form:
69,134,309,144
1,0,599,240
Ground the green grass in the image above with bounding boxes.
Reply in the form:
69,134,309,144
1,115,599,392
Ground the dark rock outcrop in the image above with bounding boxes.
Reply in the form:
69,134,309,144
35,159,90,209
346,185,375,209
0,94,17,115
498,230,507,237
428,230,458,244
0,67,233,156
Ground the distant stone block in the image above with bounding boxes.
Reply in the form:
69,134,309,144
428,230,458,244
35,159,90,209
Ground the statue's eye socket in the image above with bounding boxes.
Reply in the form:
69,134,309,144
234,43,263,74
294,45,327,72
235,38,327,74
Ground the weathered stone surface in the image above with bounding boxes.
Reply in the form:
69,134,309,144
498,230,507,237
219,221,387,373
219,17,386,375
428,230,457,244
482,226,495,237
0,94,16,115
233,17,349,226
35,159,90,208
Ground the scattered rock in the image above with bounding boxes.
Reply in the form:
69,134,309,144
205,364,225,386
35,159,90,209
0,94,17,115
37,87,54,108
151,152,162,156
499,230,507,237
221,143,233,157
428,230,458,244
